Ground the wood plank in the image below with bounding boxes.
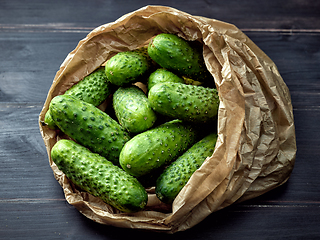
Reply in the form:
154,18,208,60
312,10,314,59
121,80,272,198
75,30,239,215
0,104,64,200
1,197,319,239
0,0,320,30
0,32,87,103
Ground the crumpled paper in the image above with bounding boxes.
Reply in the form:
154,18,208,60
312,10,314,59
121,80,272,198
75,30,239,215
39,5,297,233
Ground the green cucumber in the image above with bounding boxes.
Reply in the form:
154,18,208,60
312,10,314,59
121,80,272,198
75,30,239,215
51,139,148,213
133,46,159,70
49,94,131,165
105,50,151,86
148,33,213,82
148,82,219,123
64,67,112,106
156,133,218,204
119,119,198,178
113,85,157,133
44,67,113,130
44,110,58,130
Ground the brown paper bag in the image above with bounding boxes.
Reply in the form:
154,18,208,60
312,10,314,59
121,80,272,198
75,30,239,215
39,5,297,233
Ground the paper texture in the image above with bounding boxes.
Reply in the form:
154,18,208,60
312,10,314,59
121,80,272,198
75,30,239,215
39,5,297,233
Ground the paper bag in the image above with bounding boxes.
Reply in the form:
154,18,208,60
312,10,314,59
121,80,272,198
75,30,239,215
39,5,297,233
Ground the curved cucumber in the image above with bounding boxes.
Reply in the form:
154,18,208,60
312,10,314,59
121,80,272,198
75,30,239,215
49,94,131,165
119,119,198,178
51,139,148,213
148,82,219,123
113,85,157,133
156,133,218,204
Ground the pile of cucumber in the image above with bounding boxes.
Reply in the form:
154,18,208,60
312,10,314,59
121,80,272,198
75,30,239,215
46,33,219,213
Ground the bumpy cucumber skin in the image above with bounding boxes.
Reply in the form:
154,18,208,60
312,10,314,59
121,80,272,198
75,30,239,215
148,82,219,123
44,67,113,129
105,51,151,86
147,68,184,91
147,33,212,82
65,67,112,107
156,133,218,204
51,139,148,213
49,95,131,165
113,86,157,133
119,119,198,178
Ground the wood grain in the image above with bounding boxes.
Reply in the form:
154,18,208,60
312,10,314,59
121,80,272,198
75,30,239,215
1,0,319,30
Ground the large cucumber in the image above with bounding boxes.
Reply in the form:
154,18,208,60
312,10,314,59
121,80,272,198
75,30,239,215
113,85,157,133
148,82,219,123
49,94,131,165
44,67,113,130
51,139,148,213
156,133,218,204
119,119,198,178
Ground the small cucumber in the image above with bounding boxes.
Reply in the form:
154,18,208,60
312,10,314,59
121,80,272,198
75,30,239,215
148,33,213,82
156,133,218,204
51,139,148,213
49,94,131,165
119,119,198,178
113,85,157,133
148,82,219,123
105,50,151,86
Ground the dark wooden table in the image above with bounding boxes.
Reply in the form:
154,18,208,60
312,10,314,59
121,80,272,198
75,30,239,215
1,1,319,239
